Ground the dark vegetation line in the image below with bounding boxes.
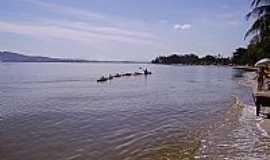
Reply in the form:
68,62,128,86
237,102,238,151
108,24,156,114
151,54,231,65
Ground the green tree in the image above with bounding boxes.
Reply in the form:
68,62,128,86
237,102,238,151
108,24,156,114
246,0,270,44
232,48,248,65
243,0,270,65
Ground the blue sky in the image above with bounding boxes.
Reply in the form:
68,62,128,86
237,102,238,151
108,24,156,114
0,0,250,61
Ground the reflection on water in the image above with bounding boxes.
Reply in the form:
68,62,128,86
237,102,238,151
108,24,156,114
232,68,246,79
0,63,245,159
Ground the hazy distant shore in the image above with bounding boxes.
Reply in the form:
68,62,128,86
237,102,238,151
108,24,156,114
0,60,149,64
0,51,148,64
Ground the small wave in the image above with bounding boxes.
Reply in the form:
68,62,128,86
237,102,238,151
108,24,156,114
66,154,82,160
198,97,270,159
257,121,270,138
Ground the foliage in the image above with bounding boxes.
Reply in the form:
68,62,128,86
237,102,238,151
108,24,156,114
231,48,249,65
246,0,270,43
151,54,231,65
230,0,270,66
243,0,270,65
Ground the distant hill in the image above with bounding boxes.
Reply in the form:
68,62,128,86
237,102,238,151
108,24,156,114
0,51,147,63
0,51,91,63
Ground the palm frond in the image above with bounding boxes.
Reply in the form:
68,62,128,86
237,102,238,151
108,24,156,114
245,15,270,41
250,34,261,44
245,14,270,39
251,0,270,7
247,5,270,19
245,20,261,39
251,0,261,7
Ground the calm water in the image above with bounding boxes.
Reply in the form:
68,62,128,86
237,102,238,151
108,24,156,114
0,63,246,160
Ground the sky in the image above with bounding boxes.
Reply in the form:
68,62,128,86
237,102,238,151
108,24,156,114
0,0,251,61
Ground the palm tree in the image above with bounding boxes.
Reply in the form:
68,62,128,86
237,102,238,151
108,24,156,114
245,0,270,44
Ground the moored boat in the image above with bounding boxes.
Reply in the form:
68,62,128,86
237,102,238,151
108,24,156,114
97,76,108,82
114,73,121,78
122,73,132,76
133,72,143,76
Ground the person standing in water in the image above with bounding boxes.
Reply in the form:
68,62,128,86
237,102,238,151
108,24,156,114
144,68,148,75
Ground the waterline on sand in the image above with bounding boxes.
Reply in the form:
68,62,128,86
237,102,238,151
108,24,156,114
196,71,270,159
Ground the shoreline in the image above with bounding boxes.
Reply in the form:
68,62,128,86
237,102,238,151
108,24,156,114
194,70,270,159
194,96,245,159
243,71,270,137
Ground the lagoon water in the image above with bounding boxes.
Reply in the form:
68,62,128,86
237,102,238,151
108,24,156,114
0,63,252,160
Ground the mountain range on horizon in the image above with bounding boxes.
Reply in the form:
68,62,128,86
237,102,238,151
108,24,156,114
0,51,146,63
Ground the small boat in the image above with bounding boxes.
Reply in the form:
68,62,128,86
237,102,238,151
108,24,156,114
114,73,121,78
97,76,108,82
123,73,132,76
133,72,143,76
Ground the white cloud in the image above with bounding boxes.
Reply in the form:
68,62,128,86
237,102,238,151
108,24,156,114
23,0,144,29
173,24,192,30
40,19,158,40
24,0,104,20
0,21,163,47
5,0,165,47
